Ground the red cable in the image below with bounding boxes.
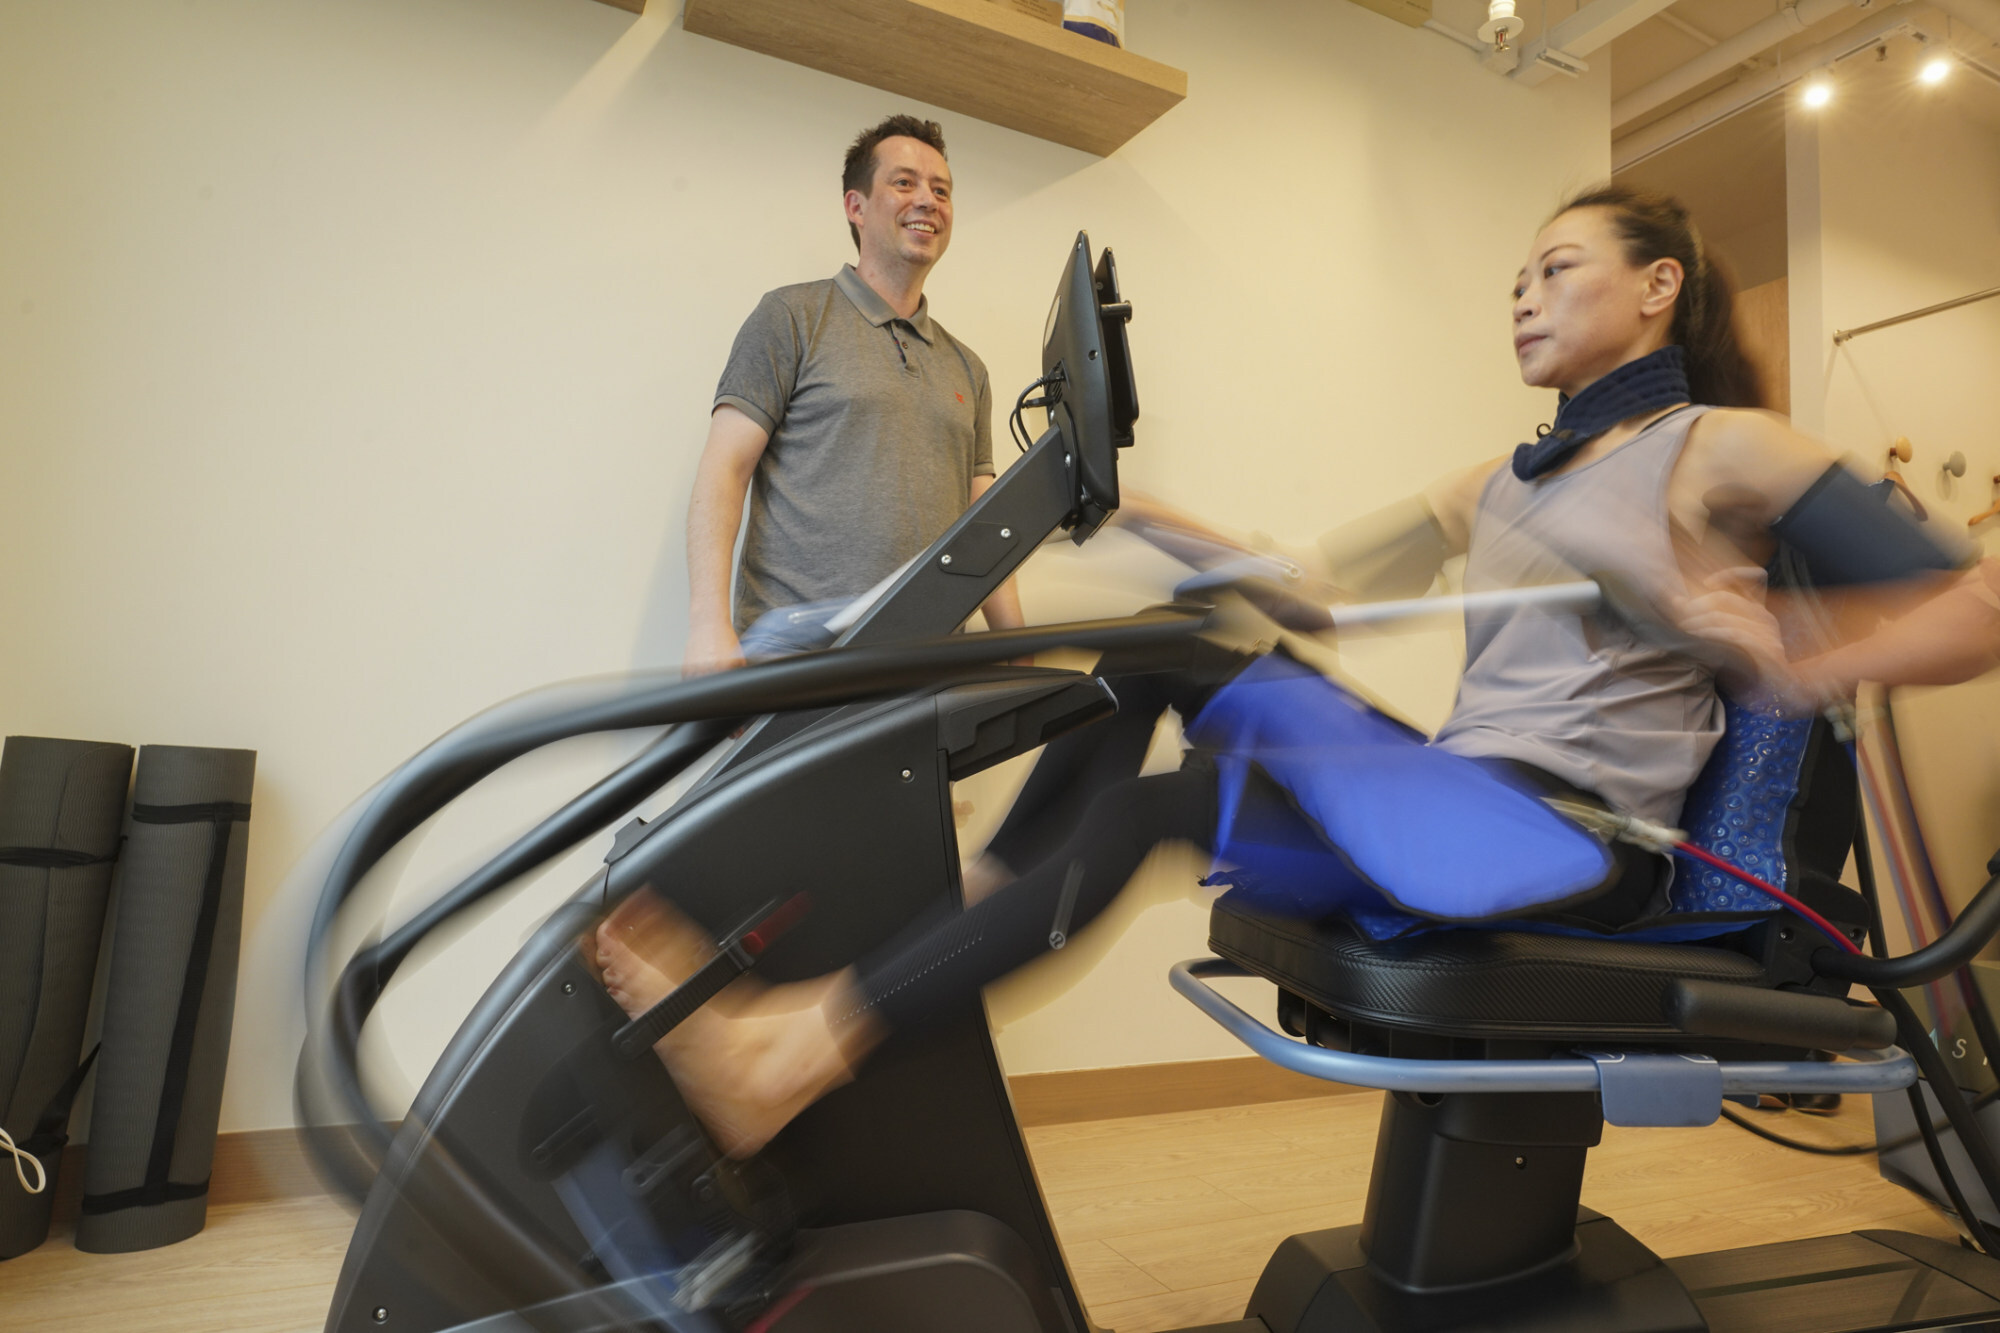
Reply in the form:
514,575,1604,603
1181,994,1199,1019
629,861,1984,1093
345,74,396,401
1673,841,1862,955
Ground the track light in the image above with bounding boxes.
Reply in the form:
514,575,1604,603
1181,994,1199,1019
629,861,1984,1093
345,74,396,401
1802,74,1834,107
1919,37,1953,84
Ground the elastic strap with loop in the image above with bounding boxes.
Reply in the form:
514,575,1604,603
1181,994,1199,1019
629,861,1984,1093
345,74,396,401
2,1129,47,1196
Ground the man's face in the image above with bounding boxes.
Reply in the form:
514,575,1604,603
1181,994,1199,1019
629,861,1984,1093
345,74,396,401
845,136,953,272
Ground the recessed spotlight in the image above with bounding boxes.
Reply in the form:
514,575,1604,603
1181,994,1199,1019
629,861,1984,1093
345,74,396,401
1920,52,1952,84
1802,76,1834,107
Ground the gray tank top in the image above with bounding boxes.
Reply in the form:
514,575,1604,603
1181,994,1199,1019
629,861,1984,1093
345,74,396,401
1431,405,1723,825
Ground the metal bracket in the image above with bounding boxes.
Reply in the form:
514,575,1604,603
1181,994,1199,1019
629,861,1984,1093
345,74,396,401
1584,1051,1722,1127
1535,46,1591,76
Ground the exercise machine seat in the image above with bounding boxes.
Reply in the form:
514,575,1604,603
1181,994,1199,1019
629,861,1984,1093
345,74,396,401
1209,900,1766,1044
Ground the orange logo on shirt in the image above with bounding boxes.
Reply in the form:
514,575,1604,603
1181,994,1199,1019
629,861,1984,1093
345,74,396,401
955,392,964,403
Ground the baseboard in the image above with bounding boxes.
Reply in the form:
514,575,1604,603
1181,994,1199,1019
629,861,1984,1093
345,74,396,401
1007,1055,1362,1128
51,1127,336,1223
44,1058,1360,1216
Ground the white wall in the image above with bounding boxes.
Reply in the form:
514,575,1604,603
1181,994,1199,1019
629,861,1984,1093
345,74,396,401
1787,40,2000,914
0,0,1608,1128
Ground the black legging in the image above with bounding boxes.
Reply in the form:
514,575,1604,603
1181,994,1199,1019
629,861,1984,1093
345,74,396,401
845,646,1668,1036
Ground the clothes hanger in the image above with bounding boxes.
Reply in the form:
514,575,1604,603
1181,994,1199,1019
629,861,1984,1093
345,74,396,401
1883,438,1929,522
1970,474,2000,528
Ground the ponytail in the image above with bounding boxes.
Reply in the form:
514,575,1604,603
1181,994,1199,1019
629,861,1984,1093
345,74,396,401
1555,185,1765,409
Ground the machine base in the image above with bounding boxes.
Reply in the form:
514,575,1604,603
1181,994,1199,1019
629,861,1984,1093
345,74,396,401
1248,1211,1704,1332
1244,1216,2000,1333
1668,1228,2000,1333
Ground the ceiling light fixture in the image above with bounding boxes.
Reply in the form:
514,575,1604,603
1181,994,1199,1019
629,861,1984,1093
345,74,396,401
1802,73,1835,107
1920,36,1954,84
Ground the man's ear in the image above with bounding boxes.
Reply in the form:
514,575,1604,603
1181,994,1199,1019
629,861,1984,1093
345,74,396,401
843,188,867,228
1641,257,1685,318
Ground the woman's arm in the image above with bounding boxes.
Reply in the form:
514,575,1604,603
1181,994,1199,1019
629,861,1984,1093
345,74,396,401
1419,457,1506,559
1794,561,2000,698
1114,457,1504,601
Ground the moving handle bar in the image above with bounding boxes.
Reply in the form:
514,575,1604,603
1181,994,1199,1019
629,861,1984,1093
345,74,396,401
1328,581,1601,631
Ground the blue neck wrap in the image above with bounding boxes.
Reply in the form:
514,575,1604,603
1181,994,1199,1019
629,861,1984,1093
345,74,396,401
1512,345,1691,481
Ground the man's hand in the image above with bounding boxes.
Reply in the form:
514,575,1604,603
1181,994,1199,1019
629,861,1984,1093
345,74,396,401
683,619,747,677
1668,567,1822,712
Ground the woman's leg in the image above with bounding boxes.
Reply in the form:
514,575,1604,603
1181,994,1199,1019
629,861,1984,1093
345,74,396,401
852,762,1219,1035
596,762,1221,1155
969,639,1247,899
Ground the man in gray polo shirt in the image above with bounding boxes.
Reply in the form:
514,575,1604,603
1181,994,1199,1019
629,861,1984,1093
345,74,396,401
683,115,1023,674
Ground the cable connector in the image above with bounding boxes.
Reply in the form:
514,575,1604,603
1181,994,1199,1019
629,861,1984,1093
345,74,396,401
1544,798,1686,855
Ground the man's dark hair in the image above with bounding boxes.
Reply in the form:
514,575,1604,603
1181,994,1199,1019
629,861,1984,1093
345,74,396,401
842,115,948,248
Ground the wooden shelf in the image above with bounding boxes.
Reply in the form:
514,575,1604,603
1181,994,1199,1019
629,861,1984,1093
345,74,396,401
681,0,1187,157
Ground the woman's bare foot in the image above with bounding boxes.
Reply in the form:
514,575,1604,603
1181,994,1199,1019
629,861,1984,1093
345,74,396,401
593,892,880,1158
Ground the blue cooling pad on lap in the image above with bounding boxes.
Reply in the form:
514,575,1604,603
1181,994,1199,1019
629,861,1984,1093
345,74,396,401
1185,653,1614,931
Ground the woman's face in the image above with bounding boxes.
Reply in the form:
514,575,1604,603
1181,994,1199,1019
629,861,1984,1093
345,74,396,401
1512,207,1682,397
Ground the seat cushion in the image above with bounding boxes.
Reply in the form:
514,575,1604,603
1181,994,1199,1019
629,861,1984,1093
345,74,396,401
1211,892,1768,1043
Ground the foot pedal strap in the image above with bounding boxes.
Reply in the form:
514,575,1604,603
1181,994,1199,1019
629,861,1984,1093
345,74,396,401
612,895,809,1059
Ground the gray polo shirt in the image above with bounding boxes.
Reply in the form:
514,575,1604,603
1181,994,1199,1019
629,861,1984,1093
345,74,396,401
715,265,994,631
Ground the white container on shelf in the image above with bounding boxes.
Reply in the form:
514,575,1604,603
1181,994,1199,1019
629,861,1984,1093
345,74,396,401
1063,0,1125,47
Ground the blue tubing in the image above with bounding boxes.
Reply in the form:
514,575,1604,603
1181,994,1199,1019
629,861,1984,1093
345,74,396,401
1170,957,1917,1097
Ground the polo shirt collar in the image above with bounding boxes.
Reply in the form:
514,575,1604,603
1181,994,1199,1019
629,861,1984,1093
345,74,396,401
834,264,935,344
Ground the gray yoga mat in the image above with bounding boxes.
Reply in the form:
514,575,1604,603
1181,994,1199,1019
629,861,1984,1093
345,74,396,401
0,735,134,1261
74,744,254,1254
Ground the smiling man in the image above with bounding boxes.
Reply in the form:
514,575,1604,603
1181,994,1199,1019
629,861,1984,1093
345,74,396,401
682,115,1022,675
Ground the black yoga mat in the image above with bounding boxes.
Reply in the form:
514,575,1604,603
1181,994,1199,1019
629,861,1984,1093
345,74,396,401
74,744,254,1254
0,736,134,1261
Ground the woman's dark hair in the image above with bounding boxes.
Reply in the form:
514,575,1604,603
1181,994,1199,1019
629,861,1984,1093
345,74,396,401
841,114,949,248
1554,184,1765,409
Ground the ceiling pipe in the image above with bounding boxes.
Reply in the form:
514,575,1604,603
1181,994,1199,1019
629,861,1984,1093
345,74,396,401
1613,0,1872,128
1611,2,1927,170
1424,17,1492,51
1507,0,1687,84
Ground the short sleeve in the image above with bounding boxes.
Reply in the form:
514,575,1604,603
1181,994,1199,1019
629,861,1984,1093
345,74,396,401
714,291,801,435
971,359,994,478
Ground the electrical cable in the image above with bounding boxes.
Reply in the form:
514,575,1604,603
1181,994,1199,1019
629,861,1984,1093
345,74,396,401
1879,696,2000,1069
1009,372,1063,454
1847,801,1995,1233
1852,735,1960,1033
1854,748,2000,1252
1672,840,1862,954
1720,1084,2000,1157
1876,984,2000,1254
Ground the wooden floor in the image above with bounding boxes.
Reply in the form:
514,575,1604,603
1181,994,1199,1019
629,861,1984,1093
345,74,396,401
0,1092,1959,1333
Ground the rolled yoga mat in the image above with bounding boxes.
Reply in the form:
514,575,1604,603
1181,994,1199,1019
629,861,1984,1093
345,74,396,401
74,745,254,1254
0,736,135,1261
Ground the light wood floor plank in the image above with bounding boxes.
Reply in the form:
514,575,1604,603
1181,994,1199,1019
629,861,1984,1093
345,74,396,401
2,1196,355,1333
1039,1172,1262,1246
1085,1276,1260,1332
1060,1237,1173,1307
0,1095,1967,1333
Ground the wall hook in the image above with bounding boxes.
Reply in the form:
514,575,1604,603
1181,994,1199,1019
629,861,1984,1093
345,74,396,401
1884,439,1929,521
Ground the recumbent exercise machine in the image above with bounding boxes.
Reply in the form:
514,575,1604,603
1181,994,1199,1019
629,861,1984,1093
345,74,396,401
302,233,2000,1333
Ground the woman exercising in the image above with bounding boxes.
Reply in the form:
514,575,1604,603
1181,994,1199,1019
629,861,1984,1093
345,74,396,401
600,185,2000,1159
